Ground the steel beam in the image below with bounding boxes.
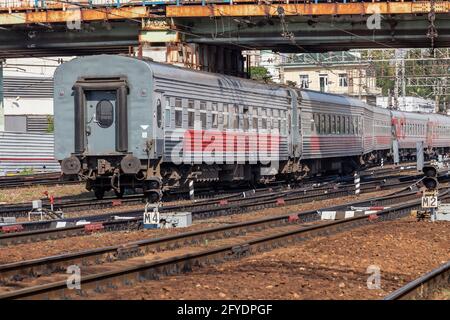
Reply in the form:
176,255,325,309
0,6,148,25
166,2,450,17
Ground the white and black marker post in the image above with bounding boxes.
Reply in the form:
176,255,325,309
354,172,360,195
189,180,195,201
381,157,384,168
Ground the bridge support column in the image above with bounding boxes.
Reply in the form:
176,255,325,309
140,18,246,78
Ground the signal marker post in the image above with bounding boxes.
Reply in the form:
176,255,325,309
354,172,360,195
143,202,160,229
420,165,439,222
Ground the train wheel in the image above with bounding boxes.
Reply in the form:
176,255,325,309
94,188,105,200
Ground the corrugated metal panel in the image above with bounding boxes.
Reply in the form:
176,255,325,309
2,76,53,98
26,115,50,133
0,131,60,173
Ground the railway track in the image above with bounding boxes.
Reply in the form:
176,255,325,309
0,172,78,189
384,260,450,300
0,169,422,220
0,174,422,245
0,187,446,300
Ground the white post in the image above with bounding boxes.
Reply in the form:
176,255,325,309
189,180,195,200
354,172,360,195
380,157,384,168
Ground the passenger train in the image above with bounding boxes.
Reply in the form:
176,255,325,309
54,55,450,201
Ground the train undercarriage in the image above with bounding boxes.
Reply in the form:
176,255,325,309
61,149,431,201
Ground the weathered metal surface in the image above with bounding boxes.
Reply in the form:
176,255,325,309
166,2,450,17
0,131,60,173
0,6,148,25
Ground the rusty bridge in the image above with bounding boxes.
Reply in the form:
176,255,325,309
0,1,449,75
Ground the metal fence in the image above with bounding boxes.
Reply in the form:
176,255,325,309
0,131,60,174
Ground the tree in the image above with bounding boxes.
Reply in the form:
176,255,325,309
249,66,272,82
46,115,54,133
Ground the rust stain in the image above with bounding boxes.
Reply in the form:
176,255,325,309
166,2,449,17
0,6,148,25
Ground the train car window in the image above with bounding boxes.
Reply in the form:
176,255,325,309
175,110,182,128
253,117,258,132
273,109,279,118
320,114,325,134
200,112,207,129
212,114,218,129
329,115,334,134
325,115,330,134
288,114,291,133
188,111,195,128
96,100,114,128
165,108,171,128
200,101,206,110
342,116,346,134
156,99,162,128
175,98,182,109
223,112,229,129
311,114,315,132
233,115,240,130
278,120,282,133
281,120,286,135
243,110,249,131
262,118,267,130
314,113,320,133
211,103,218,129
336,116,341,134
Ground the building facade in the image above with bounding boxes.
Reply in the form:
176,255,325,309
280,52,381,103
0,57,70,132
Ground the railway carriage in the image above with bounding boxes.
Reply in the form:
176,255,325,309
54,55,450,200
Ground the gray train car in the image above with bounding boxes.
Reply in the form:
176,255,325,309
55,55,297,200
55,55,435,200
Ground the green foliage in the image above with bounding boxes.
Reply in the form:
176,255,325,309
362,49,449,111
19,168,35,175
249,66,272,82
46,115,54,133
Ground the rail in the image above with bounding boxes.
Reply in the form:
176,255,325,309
384,260,450,300
1,188,446,300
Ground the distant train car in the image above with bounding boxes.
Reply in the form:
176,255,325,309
53,55,450,200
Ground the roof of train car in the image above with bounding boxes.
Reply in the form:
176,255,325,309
58,55,291,99
299,89,368,108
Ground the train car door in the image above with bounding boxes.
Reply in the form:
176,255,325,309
85,90,117,154
153,92,164,158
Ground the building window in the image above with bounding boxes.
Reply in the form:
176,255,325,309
339,73,348,87
299,75,309,88
319,74,328,92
